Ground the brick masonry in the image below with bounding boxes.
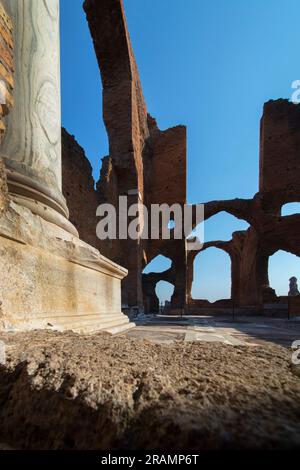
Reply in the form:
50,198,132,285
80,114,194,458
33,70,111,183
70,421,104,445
62,0,187,312
0,1,12,214
0,1,13,142
62,1,300,312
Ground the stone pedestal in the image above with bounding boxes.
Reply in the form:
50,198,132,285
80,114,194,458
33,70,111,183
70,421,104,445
0,0,133,334
0,201,133,333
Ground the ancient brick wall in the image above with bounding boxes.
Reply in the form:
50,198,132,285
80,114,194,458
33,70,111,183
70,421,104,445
83,0,149,197
62,129,100,249
0,1,13,142
83,0,150,309
62,2,300,312
148,121,186,207
259,99,300,206
186,99,300,308
0,1,13,215
81,0,187,310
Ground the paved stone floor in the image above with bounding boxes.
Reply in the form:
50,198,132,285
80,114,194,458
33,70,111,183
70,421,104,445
123,315,300,348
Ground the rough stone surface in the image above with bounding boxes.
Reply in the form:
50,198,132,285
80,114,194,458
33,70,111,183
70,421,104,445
0,330,300,450
0,199,129,333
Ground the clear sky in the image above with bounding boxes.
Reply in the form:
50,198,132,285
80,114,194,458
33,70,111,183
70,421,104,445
60,0,300,303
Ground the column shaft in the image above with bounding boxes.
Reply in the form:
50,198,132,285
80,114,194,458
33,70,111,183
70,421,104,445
1,0,77,236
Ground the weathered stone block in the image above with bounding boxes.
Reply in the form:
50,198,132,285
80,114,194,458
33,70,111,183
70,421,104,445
0,201,132,333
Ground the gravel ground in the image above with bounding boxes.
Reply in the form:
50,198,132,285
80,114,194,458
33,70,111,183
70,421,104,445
0,330,299,450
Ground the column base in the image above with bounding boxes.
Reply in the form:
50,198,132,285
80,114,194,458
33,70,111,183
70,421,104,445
2,157,79,237
0,200,134,334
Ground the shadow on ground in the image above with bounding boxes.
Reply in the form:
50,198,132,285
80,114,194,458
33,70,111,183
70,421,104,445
0,330,300,450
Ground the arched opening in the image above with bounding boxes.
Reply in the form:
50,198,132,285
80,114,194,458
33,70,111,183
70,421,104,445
192,247,231,302
155,281,175,309
189,211,249,245
281,202,300,216
268,250,300,296
143,255,172,274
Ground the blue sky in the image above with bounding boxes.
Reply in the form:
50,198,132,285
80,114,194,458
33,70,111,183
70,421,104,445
60,0,300,303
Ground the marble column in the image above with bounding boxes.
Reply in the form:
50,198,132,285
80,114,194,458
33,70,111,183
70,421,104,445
0,0,133,335
0,0,77,236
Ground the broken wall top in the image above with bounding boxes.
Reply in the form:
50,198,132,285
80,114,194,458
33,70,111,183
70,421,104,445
259,99,300,205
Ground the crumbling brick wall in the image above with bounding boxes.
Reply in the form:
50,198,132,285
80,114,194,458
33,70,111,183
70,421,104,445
78,0,188,311
62,128,121,263
260,99,300,204
147,119,186,207
0,1,13,142
61,129,99,248
186,99,300,308
62,114,188,311
0,1,13,216
62,0,188,312
63,1,300,312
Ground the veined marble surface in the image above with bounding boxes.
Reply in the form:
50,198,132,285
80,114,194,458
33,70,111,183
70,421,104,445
1,0,62,194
